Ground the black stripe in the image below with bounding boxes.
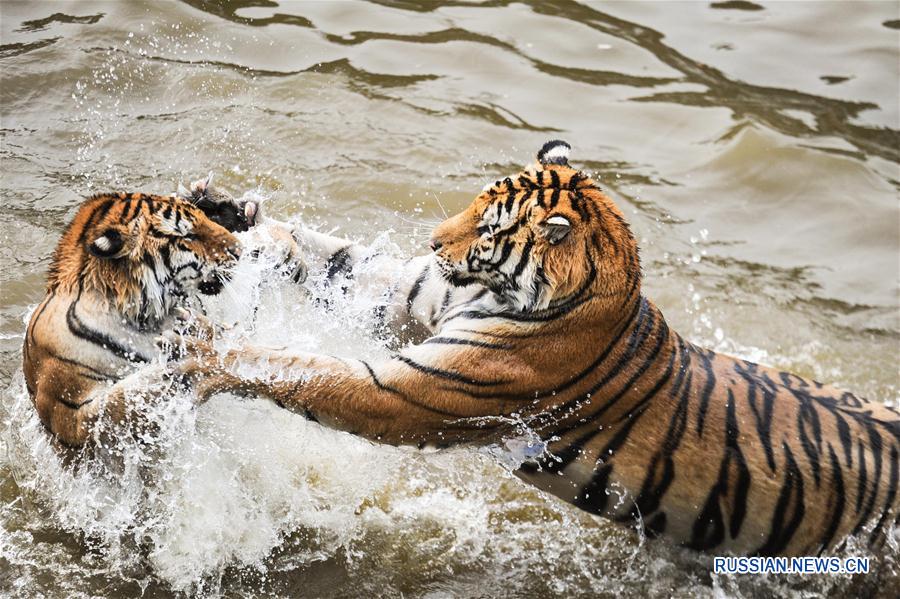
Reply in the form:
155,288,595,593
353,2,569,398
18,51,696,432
568,173,584,190
435,288,452,322
47,349,117,380
406,263,430,315
852,427,882,535
423,336,512,350
26,291,55,348
394,354,508,387
689,388,751,550
548,187,561,209
510,238,534,281
856,438,867,513
503,189,517,214
868,444,898,545
66,296,150,363
492,237,515,269
359,360,401,395
797,399,823,487
834,413,853,468
754,442,805,556
120,198,133,221
54,393,95,410
695,349,716,436
735,362,777,472
818,443,846,553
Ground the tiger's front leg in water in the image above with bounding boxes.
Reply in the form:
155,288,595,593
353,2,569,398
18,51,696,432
175,140,900,558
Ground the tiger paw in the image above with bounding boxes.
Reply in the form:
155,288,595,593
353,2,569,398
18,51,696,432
267,223,308,283
156,330,241,402
176,172,257,233
172,306,218,340
177,174,308,284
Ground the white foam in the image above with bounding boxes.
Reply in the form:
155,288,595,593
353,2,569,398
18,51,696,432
0,223,552,592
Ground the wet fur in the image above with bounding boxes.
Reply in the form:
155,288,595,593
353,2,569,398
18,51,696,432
23,193,239,447
179,142,900,556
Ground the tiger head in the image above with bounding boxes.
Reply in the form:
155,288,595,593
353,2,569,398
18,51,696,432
177,173,258,233
48,193,241,326
429,140,641,313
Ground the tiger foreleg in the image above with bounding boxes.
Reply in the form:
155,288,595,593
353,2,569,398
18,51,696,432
172,335,512,447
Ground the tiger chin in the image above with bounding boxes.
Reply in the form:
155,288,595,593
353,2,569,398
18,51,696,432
23,192,242,448
175,140,900,558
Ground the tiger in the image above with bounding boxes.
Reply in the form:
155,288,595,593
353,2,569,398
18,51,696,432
173,140,900,557
23,192,241,448
176,173,307,284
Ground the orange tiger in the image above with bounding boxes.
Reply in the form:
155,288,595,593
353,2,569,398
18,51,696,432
23,192,240,447
174,141,900,556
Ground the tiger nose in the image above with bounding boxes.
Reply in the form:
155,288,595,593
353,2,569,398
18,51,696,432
429,238,443,252
227,244,242,260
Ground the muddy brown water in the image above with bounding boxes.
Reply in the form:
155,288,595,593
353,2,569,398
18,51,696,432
1,1,898,597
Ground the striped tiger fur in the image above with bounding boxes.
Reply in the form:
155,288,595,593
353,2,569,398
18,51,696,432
175,140,900,556
23,192,241,447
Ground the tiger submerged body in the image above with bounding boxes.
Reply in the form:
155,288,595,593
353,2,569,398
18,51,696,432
23,192,242,447
177,141,900,556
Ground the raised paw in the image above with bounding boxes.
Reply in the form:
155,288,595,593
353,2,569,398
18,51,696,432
268,225,308,283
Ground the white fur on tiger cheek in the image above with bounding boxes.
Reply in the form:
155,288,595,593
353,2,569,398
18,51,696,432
512,255,551,312
138,253,170,322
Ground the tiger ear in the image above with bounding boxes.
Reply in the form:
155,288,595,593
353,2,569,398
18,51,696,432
539,215,571,244
88,228,125,258
537,140,571,167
